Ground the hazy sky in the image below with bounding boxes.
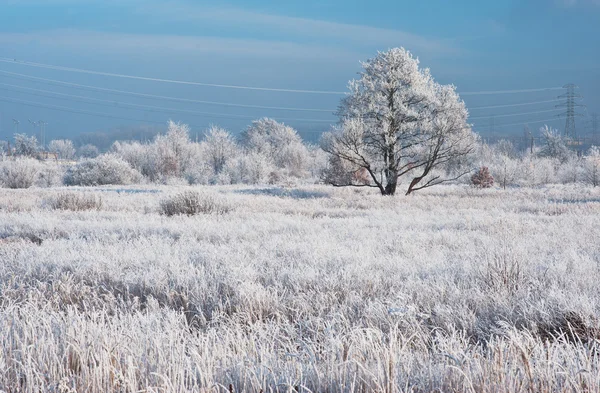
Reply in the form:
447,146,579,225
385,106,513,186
0,0,598,142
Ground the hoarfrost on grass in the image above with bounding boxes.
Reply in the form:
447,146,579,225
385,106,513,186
0,184,599,392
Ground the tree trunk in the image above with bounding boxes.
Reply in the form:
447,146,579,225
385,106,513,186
383,181,397,195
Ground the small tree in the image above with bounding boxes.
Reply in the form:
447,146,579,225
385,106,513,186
471,166,494,188
202,126,238,176
14,133,39,157
48,139,76,160
78,144,100,159
583,146,600,187
241,118,309,177
538,125,571,163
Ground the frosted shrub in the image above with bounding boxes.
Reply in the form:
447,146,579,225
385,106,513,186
63,155,143,186
557,157,584,184
47,192,103,211
35,164,65,188
471,166,494,188
159,190,231,216
0,158,42,188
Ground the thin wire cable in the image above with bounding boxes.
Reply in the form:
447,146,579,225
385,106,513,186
2,70,564,116
472,117,561,130
0,78,565,125
469,99,562,110
0,96,185,125
0,70,335,113
0,83,334,123
0,57,564,96
460,87,563,95
469,108,562,120
0,58,346,95
0,96,329,126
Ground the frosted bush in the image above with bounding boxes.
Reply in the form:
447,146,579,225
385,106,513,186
0,158,42,188
471,166,494,188
159,190,231,216
557,157,584,184
35,164,65,187
63,155,143,186
47,192,103,211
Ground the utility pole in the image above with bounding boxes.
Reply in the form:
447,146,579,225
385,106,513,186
556,84,585,139
12,119,19,134
28,119,38,135
489,116,495,134
524,124,533,154
38,120,47,148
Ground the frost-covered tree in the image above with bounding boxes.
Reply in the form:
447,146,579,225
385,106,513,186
583,146,600,187
78,144,100,159
241,118,310,178
202,126,238,176
48,139,76,160
14,133,39,157
538,125,572,163
322,48,476,195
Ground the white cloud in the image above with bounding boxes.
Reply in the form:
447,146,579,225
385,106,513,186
0,29,361,61
2,1,460,58
131,2,460,57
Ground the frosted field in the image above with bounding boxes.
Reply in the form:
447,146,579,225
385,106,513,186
1,184,600,392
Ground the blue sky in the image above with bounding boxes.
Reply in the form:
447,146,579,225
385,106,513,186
0,0,598,141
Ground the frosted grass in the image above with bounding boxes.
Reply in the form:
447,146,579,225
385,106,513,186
0,184,599,392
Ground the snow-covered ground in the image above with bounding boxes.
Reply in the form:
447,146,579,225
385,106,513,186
1,184,599,392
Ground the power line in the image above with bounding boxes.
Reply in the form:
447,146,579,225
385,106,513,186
0,69,565,118
0,96,180,125
0,57,564,96
0,70,335,113
469,108,562,120
0,96,329,127
472,117,561,130
460,87,563,95
1,77,564,126
0,57,347,95
0,83,334,123
469,99,562,110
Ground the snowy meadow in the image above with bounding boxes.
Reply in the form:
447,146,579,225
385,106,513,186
1,184,600,392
